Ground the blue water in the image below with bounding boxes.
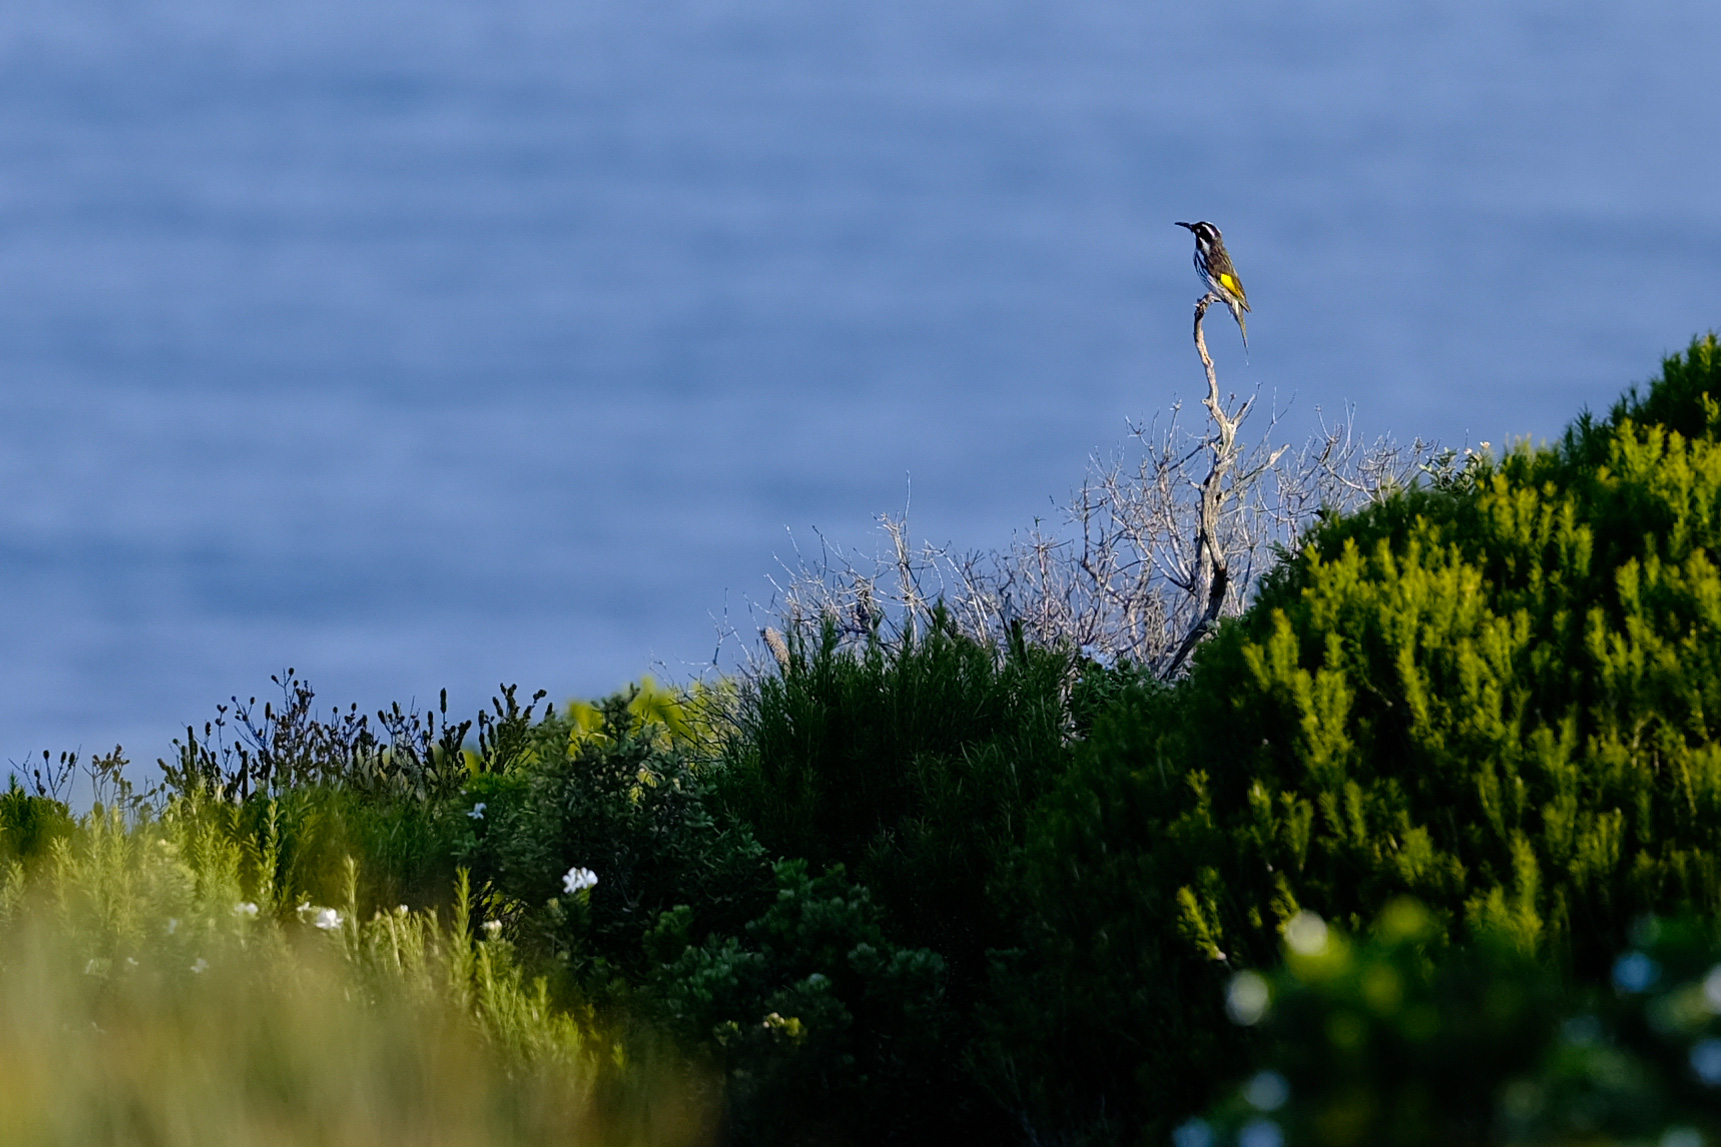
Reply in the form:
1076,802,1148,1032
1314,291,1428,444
1,0,1717,764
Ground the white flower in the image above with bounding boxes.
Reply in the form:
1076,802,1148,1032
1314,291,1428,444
1226,971,1271,1026
482,919,503,939
1284,911,1329,957
313,907,344,931
468,802,487,819
190,958,209,974
166,917,179,936
562,866,598,895
232,902,259,919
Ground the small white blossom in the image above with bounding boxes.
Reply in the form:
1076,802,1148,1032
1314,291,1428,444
1226,971,1271,1026
232,902,259,919
313,907,344,931
482,919,503,939
165,917,179,936
468,802,487,819
1284,911,1329,957
190,958,209,974
562,866,598,895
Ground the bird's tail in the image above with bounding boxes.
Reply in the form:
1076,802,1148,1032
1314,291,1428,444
1230,300,1249,358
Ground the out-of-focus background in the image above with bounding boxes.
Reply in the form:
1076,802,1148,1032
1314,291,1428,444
0,0,1714,762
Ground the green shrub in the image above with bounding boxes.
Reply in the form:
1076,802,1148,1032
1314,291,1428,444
153,676,766,1001
459,688,771,999
157,672,481,919
646,859,951,1145
996,336,1721,1141
243,782,471,918
0,780,73,868
718,615,1073,990
1191,903,1721,1147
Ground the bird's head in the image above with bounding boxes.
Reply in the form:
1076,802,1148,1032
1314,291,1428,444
1176,220,1221,242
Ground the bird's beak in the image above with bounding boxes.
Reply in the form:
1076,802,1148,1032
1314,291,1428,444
1174,221,1195,231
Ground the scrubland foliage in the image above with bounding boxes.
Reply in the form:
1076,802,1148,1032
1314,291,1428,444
1191,903,1721,1147
0,786,707,1147
8,335,1721,1147
998,334,1721,1142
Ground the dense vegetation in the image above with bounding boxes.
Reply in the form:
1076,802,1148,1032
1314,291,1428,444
0,783,707,1146
6,334,1721,1146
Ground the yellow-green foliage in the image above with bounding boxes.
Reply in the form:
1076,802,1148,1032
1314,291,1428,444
1190,334,1721,964
564,676,737,756
0,792,711,1147
998,337,1721,1140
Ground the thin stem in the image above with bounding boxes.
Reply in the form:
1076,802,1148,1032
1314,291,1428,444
1162,293,1242,680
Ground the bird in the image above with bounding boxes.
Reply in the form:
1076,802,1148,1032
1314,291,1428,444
1175,220,1250,350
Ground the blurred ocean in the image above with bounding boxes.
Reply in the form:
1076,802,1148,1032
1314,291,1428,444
0,0,1716,764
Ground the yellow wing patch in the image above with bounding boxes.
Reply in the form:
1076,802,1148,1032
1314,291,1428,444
1218,272,1241,295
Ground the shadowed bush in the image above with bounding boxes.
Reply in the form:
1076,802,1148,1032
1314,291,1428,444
1191,903,1721,1147
647,859,951,1145
717,615,1072,986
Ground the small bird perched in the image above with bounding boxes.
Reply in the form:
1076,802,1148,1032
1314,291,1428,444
1175,220,1250,350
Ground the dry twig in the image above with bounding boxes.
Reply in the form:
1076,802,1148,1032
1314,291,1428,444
729,298,1435,678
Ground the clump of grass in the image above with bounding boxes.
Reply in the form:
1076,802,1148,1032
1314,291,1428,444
0,789,713,1147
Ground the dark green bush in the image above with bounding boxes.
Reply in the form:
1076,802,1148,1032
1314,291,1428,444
647,860,951,1145
1192,903,1721,1147
718,615,1073,990
0,779,73,868
995,336,1721,1141
460,689,771,998
1204,903,1570,1147
710,615,1076,1141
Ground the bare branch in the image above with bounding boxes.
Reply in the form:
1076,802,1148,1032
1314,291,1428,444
730,299,1437,681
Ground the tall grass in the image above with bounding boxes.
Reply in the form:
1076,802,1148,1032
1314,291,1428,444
0,789,712,1147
